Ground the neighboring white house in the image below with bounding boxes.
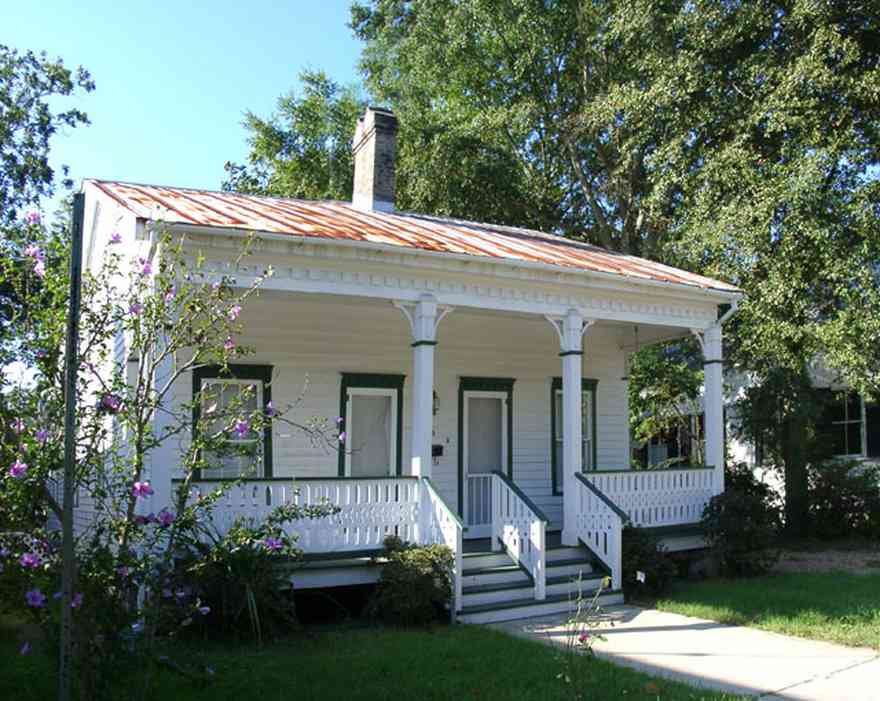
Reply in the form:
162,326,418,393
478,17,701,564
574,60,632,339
76,107,741,622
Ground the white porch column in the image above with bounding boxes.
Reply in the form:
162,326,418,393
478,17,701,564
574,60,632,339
697,324,725,495
395,295,453,478
547,309,594,545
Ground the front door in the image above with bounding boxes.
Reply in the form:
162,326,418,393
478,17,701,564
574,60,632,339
462,391,508,538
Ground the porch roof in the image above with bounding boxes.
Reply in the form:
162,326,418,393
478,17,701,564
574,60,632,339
87,179,741,296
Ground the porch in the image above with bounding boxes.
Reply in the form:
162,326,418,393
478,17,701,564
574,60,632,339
170,287,727,621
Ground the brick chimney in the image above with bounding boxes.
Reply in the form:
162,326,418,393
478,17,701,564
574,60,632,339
352,106,399,212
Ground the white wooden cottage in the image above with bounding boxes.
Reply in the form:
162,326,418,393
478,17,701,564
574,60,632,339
78,107,741,623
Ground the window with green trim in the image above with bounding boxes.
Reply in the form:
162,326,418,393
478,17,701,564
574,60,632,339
551,377,597,494
338,373,404,477
193,365,273,478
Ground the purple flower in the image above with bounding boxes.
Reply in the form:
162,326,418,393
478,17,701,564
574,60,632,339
20,641,31,656
128,301,143,317
25,211,41,226
101,394,123,413
175,589,187,601
265,401,276,417
138,257,153,276
132,481,154,499
198,606,210,616
263,537,283,552
0,547,10,558
25,588,47,609
212,281,221,291
70,592,83,609
9,458,28,478
53,591,62,600
162,588,173,599
24,244,44,260
116,566,131,578
19,552,41,569
232,419,250,439
338,431,346,443
336,416,344,425
223,337,235,353
36,429,49,444
145,512,157,524
33,260,46,278
156,509,175,527
227,304,242,321
164,287,176,303
134,515,148,526
11,418,25,434
110,232,122,244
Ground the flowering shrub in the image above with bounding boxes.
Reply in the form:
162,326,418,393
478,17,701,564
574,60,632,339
0,216,340,696
367,535,453,625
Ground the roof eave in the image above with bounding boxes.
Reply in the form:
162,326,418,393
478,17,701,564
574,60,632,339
158,220,743,304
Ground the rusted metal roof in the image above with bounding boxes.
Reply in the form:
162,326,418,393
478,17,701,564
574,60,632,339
87,180,741,295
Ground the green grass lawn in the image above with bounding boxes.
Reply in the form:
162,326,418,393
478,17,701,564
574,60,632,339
655,571,880,650
0,615,745,701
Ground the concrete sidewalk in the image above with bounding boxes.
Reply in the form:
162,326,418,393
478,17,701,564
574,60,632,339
491,605,880,700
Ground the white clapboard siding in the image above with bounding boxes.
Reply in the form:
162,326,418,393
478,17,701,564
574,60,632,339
160,293,629,531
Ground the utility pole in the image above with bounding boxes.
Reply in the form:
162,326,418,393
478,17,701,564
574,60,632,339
59,192,84,701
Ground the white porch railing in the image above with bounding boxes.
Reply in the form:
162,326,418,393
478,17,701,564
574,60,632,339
583,467,715,528
573,473,624,590
183,477,421,553
420,477,463,615
180,475,463,615
491,471,547,600
464,473,493,532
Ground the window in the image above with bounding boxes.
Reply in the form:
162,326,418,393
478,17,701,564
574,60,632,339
193,365,273,478
338,373,404,477
819,389,864,457
551,377,598,494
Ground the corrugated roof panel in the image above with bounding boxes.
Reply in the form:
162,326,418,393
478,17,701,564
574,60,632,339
87,180,741,294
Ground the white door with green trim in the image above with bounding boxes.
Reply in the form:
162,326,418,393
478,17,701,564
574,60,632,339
463,391,508,538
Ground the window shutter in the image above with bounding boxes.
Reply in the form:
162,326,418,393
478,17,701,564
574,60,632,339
867,402,880,459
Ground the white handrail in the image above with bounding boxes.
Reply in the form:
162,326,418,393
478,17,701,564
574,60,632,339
420,478,463,616
584,467,714,528
574,473,624,591
491,471,547,600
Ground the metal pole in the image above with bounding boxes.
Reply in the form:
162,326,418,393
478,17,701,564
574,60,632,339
59,192,85,701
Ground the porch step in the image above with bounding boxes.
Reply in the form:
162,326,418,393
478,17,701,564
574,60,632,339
545,557,595,580
458,589,625,625
462,563,530,587
462,572,608,608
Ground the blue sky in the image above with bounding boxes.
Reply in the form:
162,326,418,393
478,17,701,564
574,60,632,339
6,1,363,205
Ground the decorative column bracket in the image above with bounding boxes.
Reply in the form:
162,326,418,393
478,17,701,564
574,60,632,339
394,297,455,345
545,312,596,355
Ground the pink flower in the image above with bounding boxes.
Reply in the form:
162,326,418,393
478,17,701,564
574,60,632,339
20,641,31,656
232,419,250,439
128,302,143,317
33,260,46,278
227,305,241,321
578,632,590,644
25,212,41,226
138,257,152,276
110,232,122,244
132,481,154,499
19,552,41,569
164,287,176,302
223,337,235,353
156,509,175,527
25,588,47,608
24,244,42,259
338,431,346,443
9,458,28,478
70,592,84,609
11,418,25,434
263,537,283,552
36,429,49,444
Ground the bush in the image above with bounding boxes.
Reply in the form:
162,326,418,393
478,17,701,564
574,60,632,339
701,463,782,576
808,461,880,539
368,535,453,625
621,526,677,598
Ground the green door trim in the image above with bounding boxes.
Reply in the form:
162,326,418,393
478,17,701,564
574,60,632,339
457,376,515,516
550,376,599,495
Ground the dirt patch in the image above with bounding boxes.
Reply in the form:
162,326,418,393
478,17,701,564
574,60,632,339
774,548,880,575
